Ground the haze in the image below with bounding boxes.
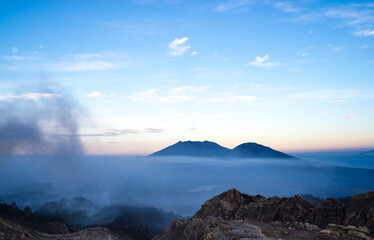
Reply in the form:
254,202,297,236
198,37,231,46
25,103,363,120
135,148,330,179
1,155,373,216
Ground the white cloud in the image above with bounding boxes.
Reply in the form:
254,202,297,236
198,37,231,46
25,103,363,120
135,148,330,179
324,100,346,103
328,44,343,51
191,51,198,55
290,90,357,102
170,86,207,94
1,51,123,72
128,87,198,103
144,128,164,133
0,93,60,100
169,37,190,56
345,115,355,118
297,52,308,57
359,44,370,49
2,55,28,61
69,52,120,59
87,91,116,98
77,128,139,137
12,47,18,53
39,45,44,48
76,127,165,137
249,55,279,68
215,0,253,12
290,4,374,38
354,29,374,36
127,86,257,104
271,1,301,13
88,91,105,97
46,60,116,71
205,95,256,103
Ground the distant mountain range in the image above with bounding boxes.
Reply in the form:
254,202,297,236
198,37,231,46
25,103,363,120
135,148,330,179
150,141,296,159
360,149,374,156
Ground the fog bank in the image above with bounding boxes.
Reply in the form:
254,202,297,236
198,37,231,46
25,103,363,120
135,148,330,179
1,155,374,216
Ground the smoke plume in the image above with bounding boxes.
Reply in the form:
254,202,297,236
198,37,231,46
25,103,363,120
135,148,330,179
0,85,84,156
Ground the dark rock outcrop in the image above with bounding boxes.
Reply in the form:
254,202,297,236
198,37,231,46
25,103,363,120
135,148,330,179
344,191,374,232
194,188,264,220
307,198,346,227
154,188,374,240
236,195,314,223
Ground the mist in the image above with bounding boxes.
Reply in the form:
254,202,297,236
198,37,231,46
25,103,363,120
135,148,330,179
1,84,373,218
0,84,83,156
1,155,374,216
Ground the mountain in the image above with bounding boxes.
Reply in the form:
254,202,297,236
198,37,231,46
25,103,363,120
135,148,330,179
154,189,374,240
150,140,296,159
232,142,295,159
150,141,232,157
360,149,374,156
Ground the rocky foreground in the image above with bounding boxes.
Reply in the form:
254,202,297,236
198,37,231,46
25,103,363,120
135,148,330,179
1,189,373,240
0,215,131,240
154,189,374,240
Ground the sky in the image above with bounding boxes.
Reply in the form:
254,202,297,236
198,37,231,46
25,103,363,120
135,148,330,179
0,0,374,155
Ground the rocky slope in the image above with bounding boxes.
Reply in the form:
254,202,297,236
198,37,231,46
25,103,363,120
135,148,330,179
0,215,131,240
0,197,179,240
154,189,374,240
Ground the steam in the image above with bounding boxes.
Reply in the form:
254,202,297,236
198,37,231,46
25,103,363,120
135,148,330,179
0,85,84,156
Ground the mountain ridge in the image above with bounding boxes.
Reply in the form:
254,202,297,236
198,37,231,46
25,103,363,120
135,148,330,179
150,140,296,159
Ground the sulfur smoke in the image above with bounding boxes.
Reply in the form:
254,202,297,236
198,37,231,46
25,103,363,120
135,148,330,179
0,85,84,156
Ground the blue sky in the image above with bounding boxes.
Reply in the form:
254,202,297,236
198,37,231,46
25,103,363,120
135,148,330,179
1,0,374,155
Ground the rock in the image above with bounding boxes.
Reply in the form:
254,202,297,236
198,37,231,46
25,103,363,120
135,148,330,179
153,216,221,240
304,222,321,232
235,195,314,223
46,221,69,234
306,198,346,228
203,221,266,240
194,188,264,220
155,189,374,240
48,227,126,240
0,216,130,240
321,224,373,240
343,191,374,232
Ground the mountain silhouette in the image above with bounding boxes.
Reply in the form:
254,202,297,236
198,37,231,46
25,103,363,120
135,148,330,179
150,141,231,157
357,149,374,156
150,141,296,159
232,142,295,159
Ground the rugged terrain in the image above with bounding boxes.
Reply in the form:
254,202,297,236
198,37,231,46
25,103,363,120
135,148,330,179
2,189,373,239
155,189,374,240
0,197,179,240
0,215,128,240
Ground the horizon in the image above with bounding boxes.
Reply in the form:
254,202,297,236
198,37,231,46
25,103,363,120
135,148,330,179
1,0,374,155
3,139,373,156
